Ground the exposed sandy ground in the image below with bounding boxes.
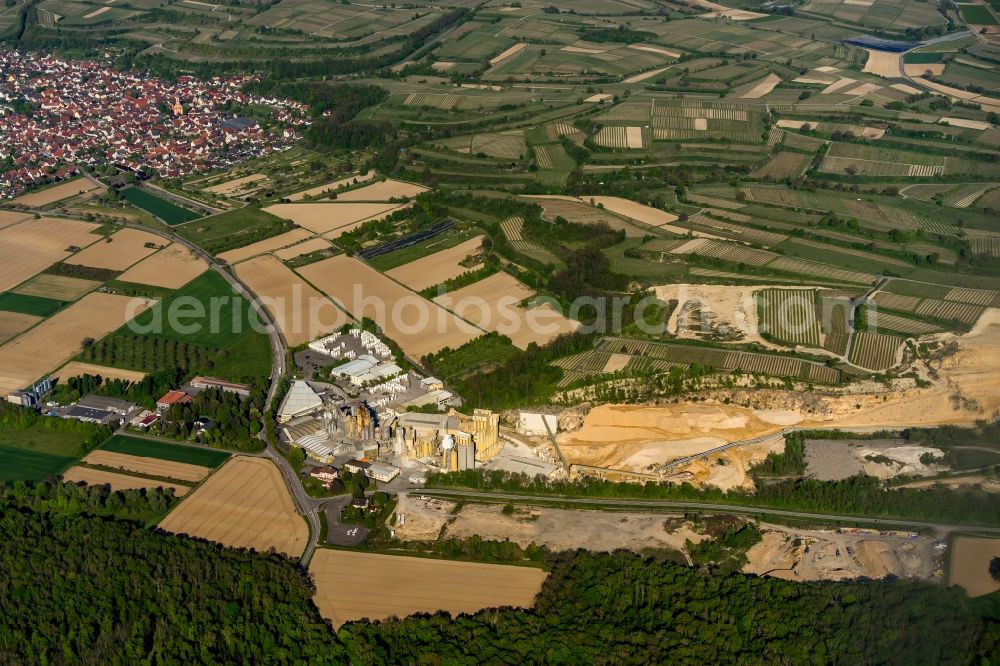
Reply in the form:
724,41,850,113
333,179,427,202
286,170,375,201
558,403,798,472
13,274,99,301
159,456,308,556
583,196,680,230
234,255,345,347
949,537,1000,596
0,210,32,229
386,236,485,292
562,46,606,54
489,42,527,66
82,450,210,482
0,312,41,344
844,82,881,96
394,494,456,540
434,272,579,350
628,44,681,58
203,173,267,195
745,525,936,582
0,292,152,397
941,117,992,130
0,217,101,292
10,178,104,207
53,361,146,383
64,228,163,271
444,503,706,555
905,63,946,77
310,549,546,628
694,117,708,130
263,202,404,235
624,67,671,84
863,49,901,77
891,82,922,95
585,93,614,102
117,243,207,289
299,254,481,359
677,435,785,490
217,228,315,264
63,466,190,496
896,474,1000,492
737,73,781,99
273,237,331,260
603,353,631,373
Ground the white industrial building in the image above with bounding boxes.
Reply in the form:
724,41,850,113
518,412,558,437
284,416,335,464
277,380,324,423
365,461,401,482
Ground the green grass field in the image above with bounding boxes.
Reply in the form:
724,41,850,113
122,187,200,226
959,4,998,24
99,434,230,468
0,446,78,482
367,227,483,271
0,292,66,317
175,207,292,254
0,426,91,482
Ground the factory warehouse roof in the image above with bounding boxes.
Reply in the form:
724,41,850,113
332,354,379,377
278,380,323,422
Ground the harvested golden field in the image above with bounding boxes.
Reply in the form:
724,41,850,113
333,179,427,202
0,210,31,229
310,549,546,628
217,228,315,264
0,217,101,292
13,274,99,301
0,292,152,397
583,196,682,231
434,272,578,349
203,173,267,195
63,466,191,496
525,196,645,237
298,255,480,359
159,456,308,556
489,42,528,66
10,178,104,207
385,236,485,291
53,361,146,383
286,170,375,201
64,228,164,271
0,311,41,344
624,67,671,84
949,537,1000,597
117,243,208,289
273,237,331,261
82,450,210,482
736,73,782,99
863,49,902,77
234,255,345,346
263,202,403,235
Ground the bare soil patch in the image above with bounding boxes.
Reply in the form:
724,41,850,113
159,456,308,556
949,537,1000,597
310,549,546,628
64,228,163,271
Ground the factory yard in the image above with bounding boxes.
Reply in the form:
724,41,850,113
63,228,164,271
744,525,939,582
234,254,346,346
0,217,101,292
299,254,481,359
158,456,308,557
62,466,192,497
0,292,152,397
310,549,547,628
949,537,1000,597
81,450,211,483
117,243,208,288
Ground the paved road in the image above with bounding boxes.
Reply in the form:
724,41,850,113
420,489,1000,534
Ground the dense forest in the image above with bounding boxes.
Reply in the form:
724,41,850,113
1,499,997,664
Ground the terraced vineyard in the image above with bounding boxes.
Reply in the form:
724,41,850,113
849,331,903,371
758,289,821,347
499,216,559,265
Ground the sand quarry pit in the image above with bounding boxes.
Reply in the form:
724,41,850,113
0,292,152,397
64,227,163,271
159,456,308,557
386,236,485,292
217,228,315,264
234,255,346,347
10,178,104,208
53,362,145,384
82,450,211,483
444,503,707,555
0,217,101,292
310,549,546,628
263,202,404,235
63,467,191,496
117,243,207,289
949,537,1000,597
558,403,799,472
298,254,481,359
333,179,427,202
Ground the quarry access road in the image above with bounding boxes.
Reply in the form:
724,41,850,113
420,489,1000,534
